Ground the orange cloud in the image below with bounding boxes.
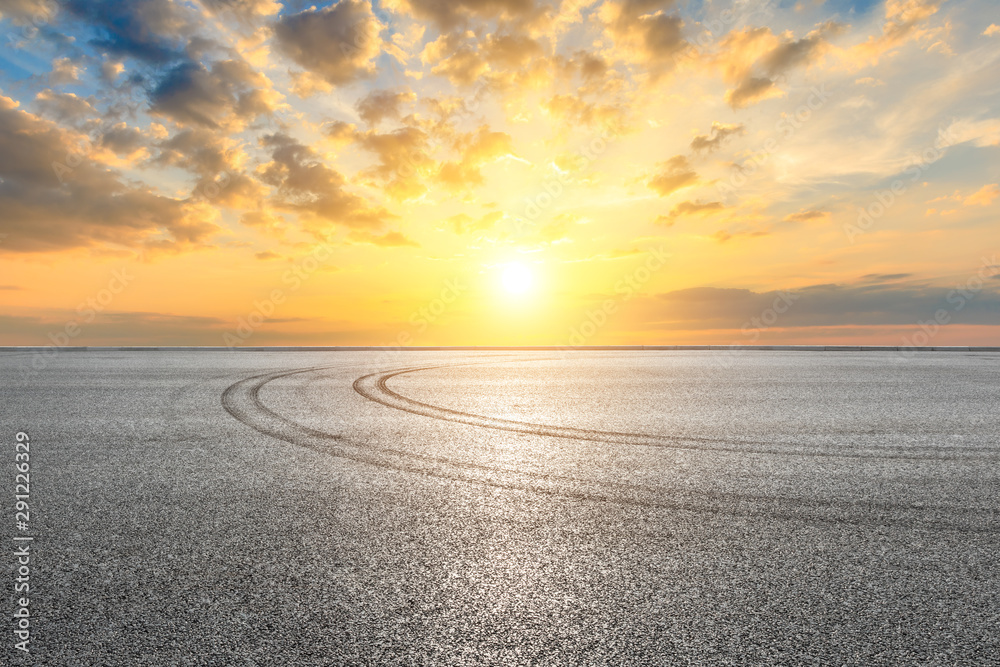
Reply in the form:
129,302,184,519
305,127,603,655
648,156,698,197
964,184,999,207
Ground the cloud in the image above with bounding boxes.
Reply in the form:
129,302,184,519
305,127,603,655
725,76,780,109
0,96,217,253
0,311,232,346
437,125,515,192
33,89,99,126
533,211,582,243
48,58,81,86
350,230,420,247
153,127,266,208
662,200,725,222
421,32,489,86
446,210,504,234
860,273,913,283
719,22,844,108
155,127,240,176
712,229,768,243
647,155,698,197
258,132,392,232
542,93,629,132
356,89,417,127
941,118,1000,148
0,0,58,24
387,0,536,31
149,58,278,130
254,250,281,260
964,184,999,207
273,1,383,90
851,0,945,64
568,50,610,81
690,122,744,152
100,122,146,156
600,0,688,77
650,280,1000,328
325,120,359,145
985,24,1000,37
240,209,286,236
483,33,543,69
63,0,190,64
200,0,281,19
784,209,829,223
356,126,435,201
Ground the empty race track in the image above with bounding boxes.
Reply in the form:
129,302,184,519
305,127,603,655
3,349,1000,664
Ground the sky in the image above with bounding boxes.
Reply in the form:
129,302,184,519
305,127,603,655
0,0,998,347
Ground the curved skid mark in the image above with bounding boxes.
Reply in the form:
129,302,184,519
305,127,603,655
221,363,999,533
353,365,999,461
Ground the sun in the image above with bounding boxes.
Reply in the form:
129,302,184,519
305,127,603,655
501,262,534,295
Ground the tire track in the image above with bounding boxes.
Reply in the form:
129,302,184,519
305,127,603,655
353,365,998,461
222,364,999,534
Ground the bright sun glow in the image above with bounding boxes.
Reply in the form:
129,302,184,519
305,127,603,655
501,263,534,295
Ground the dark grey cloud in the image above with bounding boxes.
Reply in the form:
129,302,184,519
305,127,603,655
100,122,144,154
648,282,1000,328
691,122,744,152
860,273,914,283
149,58,273,128
356,89,415,128
63,0,190,64
273,1,382,87
783,209,829,223
155,128,232,175
726,76,776,109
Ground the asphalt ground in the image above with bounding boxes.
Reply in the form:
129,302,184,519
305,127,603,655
1,350,998,665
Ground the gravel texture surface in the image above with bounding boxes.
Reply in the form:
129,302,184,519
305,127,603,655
1,350,999,665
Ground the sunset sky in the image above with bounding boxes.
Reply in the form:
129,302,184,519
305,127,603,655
0,0,998,346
